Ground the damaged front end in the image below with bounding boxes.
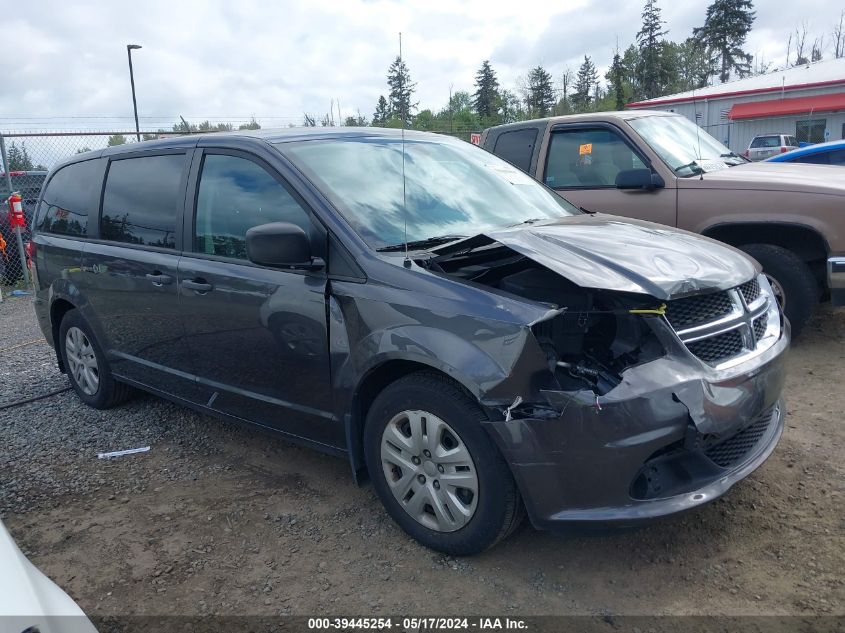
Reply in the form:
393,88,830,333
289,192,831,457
425,229,788,528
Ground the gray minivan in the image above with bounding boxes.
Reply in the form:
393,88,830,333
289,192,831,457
31,129,788,554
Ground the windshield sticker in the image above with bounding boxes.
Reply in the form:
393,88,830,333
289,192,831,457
695,159,729,172
579,143,593,156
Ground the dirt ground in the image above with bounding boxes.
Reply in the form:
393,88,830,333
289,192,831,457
1,294,843,620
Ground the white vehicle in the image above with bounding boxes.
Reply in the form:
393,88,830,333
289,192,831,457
0,520,97,633
744,134,800,161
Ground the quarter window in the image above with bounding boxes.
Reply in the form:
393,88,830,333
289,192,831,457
101,154,185,249
38,160,103,236
194,154,312,260
492,129,538,173
545,129,645,188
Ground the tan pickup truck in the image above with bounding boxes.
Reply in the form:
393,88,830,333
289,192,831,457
480,111,845,335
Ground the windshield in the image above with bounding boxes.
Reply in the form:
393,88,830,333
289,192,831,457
628,115,747,176
278,136,578,249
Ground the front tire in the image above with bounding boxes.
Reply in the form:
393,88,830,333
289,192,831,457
363,371,523,555
59,309,134,409
740,243,818,337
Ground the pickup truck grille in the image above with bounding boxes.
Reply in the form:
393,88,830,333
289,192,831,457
665,276,779,368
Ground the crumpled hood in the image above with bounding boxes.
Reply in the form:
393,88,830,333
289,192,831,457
683,161,845,195
480,215,758,299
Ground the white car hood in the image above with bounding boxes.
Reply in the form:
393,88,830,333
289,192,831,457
0,520,97,633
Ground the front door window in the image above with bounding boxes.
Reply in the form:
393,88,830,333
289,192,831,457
545,128,646,189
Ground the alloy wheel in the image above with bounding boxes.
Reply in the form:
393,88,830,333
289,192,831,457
380,410,478,532
65,326,99,395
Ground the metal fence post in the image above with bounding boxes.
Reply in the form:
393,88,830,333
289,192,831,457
0,133,31,287
0,133,12,192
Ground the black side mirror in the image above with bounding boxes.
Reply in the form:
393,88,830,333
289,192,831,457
615,168,664,190
246,222,324,270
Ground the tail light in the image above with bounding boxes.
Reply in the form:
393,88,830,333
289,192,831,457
780,146,788,153
25,240,35,264
743,150,749,158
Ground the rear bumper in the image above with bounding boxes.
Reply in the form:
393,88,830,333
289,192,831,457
829,256,845,306
483,318,789,530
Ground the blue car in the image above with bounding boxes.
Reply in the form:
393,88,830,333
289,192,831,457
766,139,845,165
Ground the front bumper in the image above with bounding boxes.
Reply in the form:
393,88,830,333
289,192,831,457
483,316,790,530
829,256,845,306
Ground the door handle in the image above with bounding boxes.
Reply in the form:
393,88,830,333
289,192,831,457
182,278,214,293
145,272,173,286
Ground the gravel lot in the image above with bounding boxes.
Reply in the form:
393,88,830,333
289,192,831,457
1,293,843,619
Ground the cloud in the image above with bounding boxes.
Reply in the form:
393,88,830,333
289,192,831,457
0,0,841,130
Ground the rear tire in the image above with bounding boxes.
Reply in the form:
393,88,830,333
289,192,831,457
739,243,817,337
364,371,524,555
58,309,134,409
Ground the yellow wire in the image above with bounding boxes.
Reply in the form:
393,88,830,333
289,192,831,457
628,303,667,316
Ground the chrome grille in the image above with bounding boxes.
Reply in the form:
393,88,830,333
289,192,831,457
753,313,768,341
739,279,760,304
666,276,778,368
704,405,777,467
665,291,733,329
686,329,744,364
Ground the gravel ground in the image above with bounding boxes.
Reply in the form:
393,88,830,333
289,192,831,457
1,293,843,619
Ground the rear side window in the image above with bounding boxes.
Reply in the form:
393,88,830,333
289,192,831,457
101,154,185,249
37,160,103,237
787,136,799,147
194,154,313,260
795,152,829,165
492,129,538,173
750,136,779,148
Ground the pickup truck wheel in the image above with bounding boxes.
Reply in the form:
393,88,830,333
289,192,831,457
59,309,134,409
363,371,524,555
739,244,818,337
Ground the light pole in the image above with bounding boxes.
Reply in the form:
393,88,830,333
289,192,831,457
126,44,142,142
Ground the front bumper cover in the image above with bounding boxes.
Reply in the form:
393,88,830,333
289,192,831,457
483,316,790,530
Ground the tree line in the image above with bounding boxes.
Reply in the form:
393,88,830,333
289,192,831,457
311,0,845,135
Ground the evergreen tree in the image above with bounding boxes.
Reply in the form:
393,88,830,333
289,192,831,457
622,44,643,101
637,0,669,99
107,134,127,146
667,38,712,92
7,142,34,171
608,49,626,110
372,95,391,127
572,56,598,112
472,60,500,119
238,117,261,130
694,0,755,83
344,112,368,126
387,56,417,126
524,66,556,117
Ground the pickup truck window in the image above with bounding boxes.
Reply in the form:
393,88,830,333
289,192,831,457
545,128,645,188
492,128,538,172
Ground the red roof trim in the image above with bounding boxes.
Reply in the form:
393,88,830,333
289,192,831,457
626,78,845,108
728,92,845,120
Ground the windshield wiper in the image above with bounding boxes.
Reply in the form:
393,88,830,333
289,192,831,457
376,235,467,252
674,161,705,175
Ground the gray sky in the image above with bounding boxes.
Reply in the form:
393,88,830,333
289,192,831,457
1,0,842,130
